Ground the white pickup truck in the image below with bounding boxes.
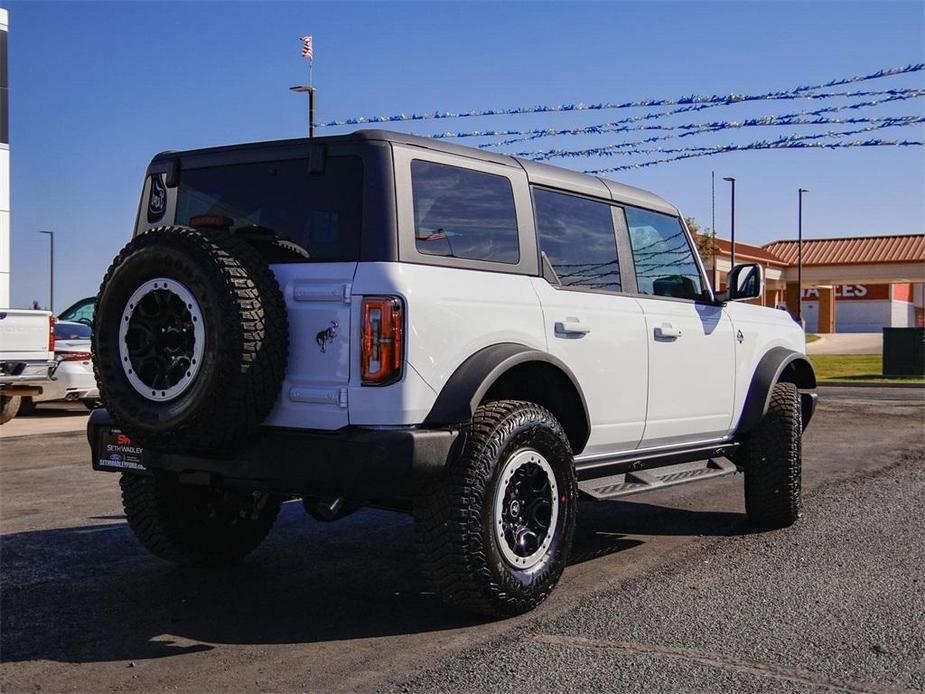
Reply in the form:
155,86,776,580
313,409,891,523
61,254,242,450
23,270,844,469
0,309,56,423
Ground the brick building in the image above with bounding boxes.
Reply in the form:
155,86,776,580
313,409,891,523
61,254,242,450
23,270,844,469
707,233,924,333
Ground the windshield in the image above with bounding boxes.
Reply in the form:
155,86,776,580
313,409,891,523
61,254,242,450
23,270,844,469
175,156,363,262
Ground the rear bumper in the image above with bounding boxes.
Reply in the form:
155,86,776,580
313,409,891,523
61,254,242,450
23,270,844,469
88,409,461,499
0,360,57,394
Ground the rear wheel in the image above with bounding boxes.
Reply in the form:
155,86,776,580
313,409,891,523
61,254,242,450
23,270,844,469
743,381,802,528
17,396,36,416
0,395,21,424
415,401,577,617
120,473,281,566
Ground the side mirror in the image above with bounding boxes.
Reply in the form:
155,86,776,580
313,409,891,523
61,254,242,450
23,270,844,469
718,263,763,302
714,263,763,303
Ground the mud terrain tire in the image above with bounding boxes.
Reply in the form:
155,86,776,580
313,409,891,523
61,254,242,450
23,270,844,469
93,226,287,454
743,381,802,528
415,400,577,617
120,473,281,566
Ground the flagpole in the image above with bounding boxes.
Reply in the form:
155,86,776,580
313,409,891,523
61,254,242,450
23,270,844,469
291,35,316,138
308,41,315,139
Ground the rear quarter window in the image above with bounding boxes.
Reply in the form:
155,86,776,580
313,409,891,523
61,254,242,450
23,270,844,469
411,160,520,264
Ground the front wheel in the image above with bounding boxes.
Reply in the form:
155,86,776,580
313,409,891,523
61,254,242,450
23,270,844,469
120,474,281,566
742,381,802,529
414,401,577,617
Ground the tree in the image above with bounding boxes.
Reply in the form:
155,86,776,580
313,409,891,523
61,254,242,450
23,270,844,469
685,217,714,261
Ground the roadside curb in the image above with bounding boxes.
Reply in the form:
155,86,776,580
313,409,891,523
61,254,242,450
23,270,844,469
818,381,925,389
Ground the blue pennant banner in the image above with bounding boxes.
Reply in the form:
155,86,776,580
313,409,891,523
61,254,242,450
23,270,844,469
318,63,924,128
584,135,925,174
482,89,924,148
514,94,925,161
422,88,921,145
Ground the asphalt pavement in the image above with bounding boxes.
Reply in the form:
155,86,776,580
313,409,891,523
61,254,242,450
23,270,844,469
0,387,922,692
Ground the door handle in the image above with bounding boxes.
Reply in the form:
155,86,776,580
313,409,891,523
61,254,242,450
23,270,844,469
654,323,682,339
555,318,591,336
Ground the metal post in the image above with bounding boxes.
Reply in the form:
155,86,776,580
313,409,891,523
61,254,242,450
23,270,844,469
289,85,316,137
711,171,716,290
39,230,54,311
723,177,736,269
309,87,315,138
798,188,808,323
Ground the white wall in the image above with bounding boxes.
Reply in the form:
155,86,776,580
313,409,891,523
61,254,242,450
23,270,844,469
890,300,916,328
0,9,8,308
801,300,903,333
0,147,9,308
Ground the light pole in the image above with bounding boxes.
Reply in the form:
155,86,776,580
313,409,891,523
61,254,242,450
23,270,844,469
39,230,54,311
798,188,809,324
711,170,717,290
289,85,316,137
723,177,736,270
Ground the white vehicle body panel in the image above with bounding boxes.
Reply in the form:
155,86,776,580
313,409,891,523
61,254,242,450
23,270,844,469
34,339,100,402
724,301,807,429
637,298,736,447
0,309,52,363
264,263,356,430
529,277,648,455
350,262,546,426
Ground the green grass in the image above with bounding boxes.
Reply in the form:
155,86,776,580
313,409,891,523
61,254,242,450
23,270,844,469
805,333,821,344
809,354,925,384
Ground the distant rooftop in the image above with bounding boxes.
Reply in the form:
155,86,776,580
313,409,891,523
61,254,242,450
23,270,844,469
763,234,925,266
713,238,788,266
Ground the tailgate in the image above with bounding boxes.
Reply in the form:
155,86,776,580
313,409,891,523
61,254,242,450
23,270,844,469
264,263,356,430
0,309,52,361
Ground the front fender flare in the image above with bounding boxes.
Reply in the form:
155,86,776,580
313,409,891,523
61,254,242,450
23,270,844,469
735,346,817,437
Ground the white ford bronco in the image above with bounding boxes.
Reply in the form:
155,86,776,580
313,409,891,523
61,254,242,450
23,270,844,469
89,130,816,616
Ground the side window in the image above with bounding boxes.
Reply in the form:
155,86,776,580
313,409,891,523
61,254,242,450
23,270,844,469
411,160,519,264
625,207,706,300
533,188,621,292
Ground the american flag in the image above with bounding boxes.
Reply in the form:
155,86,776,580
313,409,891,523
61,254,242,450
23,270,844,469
300,35,313,61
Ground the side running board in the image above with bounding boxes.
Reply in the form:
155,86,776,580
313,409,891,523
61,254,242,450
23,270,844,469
577,458,739,501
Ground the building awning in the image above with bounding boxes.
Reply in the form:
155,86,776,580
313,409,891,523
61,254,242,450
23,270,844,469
762,234,925,266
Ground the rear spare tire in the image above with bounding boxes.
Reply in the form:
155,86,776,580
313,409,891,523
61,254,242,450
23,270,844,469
93,226,288,454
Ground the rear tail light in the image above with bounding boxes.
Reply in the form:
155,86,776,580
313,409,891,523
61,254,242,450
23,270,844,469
361,296,403,385
58,351,93,362
48,315,55,353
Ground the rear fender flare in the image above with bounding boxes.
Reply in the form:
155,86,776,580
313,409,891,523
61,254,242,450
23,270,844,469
422,343,591,451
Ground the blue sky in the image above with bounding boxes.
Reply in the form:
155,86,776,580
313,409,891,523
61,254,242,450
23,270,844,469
3,0,924,309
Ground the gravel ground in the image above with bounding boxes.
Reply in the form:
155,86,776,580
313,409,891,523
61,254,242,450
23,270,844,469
388,455,925,694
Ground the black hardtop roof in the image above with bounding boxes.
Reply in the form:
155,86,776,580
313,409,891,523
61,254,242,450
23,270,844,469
152,129,678,215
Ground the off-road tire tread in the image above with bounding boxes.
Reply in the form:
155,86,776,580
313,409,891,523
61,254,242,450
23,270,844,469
743,381,802,528
93,226,288,453
120,473,280,567
0,395,21,424
414,400,576,617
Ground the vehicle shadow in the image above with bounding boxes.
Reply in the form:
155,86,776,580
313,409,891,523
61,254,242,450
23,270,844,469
17,402,89,418
0,498,751,665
